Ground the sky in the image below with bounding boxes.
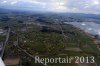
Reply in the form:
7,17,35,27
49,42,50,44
0,0,100,14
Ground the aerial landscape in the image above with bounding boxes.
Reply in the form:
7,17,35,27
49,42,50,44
0,0,100,66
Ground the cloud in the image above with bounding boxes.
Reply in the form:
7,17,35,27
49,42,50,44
2,1,7,3
66,0,100,14
0,0,100,14
47,2,67,12
10,1,18,5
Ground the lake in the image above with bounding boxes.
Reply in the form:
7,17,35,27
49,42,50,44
65,22,100,38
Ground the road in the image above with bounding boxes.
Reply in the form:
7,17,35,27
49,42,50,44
0,28,11,66
0,28,11,57
0,42,3,55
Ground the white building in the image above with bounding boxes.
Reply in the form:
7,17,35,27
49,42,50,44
0,29,3,34
0,29,6,35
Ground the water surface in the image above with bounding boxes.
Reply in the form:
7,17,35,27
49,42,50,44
65,22,100,37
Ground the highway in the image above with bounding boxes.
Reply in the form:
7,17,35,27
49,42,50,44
0,28,11,57
0,28,11,66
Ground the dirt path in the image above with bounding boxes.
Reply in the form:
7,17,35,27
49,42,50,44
4,58,20,66
65,47,82,52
